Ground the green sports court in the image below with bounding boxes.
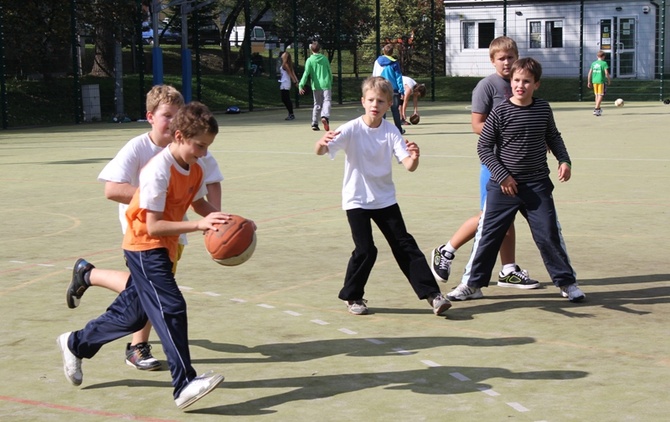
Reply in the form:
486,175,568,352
1,100,668,420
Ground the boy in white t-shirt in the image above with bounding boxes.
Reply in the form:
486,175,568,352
65,85,224,371
314,76,451,317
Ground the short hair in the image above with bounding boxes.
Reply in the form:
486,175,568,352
511,57,543,82
382,44,394,56
489,36,519,60
597,50,606,59
146,85,184,114
170,101,219,140
310,41,320,53
414,83,427,98
361,76,393,103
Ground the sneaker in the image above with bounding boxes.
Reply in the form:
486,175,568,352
346,299,368,315
174,371,225,409
429,293,451,316
285,114,295,121
595,109,602,116
560,283,585,302
57,332,82,386
497,265,540,289
430,246,453,283
321,116,330,131
125,342,162,371
311,124,319,131
593,108,598,115
446,283,484,301
66,258,94,309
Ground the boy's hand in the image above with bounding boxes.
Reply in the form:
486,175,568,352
198,212,232,232
316,131,340,146
500,176,518,196
405,139,420,159
558,162,571,182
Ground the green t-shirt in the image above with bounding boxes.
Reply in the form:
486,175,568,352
590,59,608,84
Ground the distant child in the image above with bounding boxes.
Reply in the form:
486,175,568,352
65,85,224,371
587,50,611,116
430,36,540,300
449,58,585,303
279,51,299,120
400,76,426,124
372,43,405,134
58,102,228,410
314,76,451,316
299,41,333,131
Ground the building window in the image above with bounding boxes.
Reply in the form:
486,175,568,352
463,21,495,49
529,19,563,48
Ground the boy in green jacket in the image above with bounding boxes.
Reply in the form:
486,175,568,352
299,41,333,131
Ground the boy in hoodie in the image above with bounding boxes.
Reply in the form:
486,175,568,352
299,41,333,131
372,44,405,134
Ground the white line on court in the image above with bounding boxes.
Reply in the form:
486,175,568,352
338,328,357,335
284,310,301,316
258,304,275,309
230,298,247,303
365,338,385,345
449,372,471,382
203,292,221,297
478,387,500,396
37,263,55,267
179,286,193,291
9,260,26,264
311,319,329,325
507,402,530,412
421,360,441,367
392,347,412,355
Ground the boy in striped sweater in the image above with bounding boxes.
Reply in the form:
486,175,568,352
450,58,584,303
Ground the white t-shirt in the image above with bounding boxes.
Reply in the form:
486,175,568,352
402,76,417,93
98,132,224,237
326,117,410,210
279,67,292,90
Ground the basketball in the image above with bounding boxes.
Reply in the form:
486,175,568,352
409,113,420,125
615,98,624,107
204,215,257,266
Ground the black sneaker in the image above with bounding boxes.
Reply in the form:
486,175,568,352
321,116,330,131
285,114,295,121
311,124,320,131
66,258,94,309
125,342,162,371
497,265,540,289
430,245,453,283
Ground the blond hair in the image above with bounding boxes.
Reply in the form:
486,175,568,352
361,76,393,102
489,36,518,60
146,85,184,114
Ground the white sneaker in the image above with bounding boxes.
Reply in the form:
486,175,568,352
560,283,585,302
446,283,484,301
175,371,225,409
346,299,369,315
429,293,452,316
57,332,82,386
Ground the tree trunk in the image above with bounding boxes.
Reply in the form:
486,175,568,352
90,24,115,77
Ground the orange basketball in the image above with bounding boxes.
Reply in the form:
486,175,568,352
204,215,257,266
409,113,420,125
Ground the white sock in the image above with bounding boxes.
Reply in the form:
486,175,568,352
444,242,457,256
501,263,517,275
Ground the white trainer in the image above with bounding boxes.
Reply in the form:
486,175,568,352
175,371,225,409
560,283,585,302
446,283,484,301
57,332,82,386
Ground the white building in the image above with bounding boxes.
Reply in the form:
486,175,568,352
443,0,667,80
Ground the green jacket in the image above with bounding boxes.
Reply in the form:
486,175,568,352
299,53,332,90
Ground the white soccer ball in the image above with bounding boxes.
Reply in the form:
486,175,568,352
615,98,624,107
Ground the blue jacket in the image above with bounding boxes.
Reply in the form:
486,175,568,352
373,55,404,95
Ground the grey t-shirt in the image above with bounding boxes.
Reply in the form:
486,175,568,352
471,73,512,116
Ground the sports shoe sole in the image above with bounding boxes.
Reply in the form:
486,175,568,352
497,281,541,289
176,374,225,409
125,358,162,371
321,117,330,131
433,301,452,316
446,289,484,301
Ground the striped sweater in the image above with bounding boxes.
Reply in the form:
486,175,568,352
478,98,571,184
